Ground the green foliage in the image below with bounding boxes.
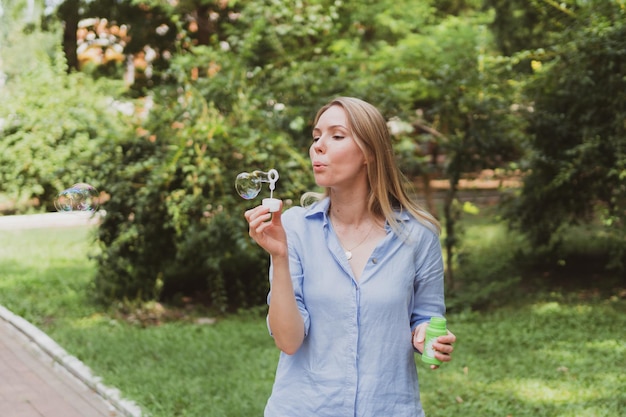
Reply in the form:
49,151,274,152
449,202,626,311
0,27,131,212
3,0,532,308
0,0,44,33
92,81,311,310
9,0,623,309
369,11,526,290
507,1,626,270
484,0,574,56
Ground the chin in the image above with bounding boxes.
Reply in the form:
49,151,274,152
314,179,332,188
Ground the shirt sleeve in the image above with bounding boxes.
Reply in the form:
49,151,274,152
410,228,446,330
266,208,311,337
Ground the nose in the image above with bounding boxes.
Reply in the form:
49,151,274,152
312,136,325,154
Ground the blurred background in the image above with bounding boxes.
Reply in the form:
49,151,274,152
0,0,624,313
1,1,625,416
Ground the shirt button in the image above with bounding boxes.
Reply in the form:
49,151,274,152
372,258,378,264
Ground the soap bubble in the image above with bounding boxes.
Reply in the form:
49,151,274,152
54,183,100,212
235,170,280,200
235,172,262,200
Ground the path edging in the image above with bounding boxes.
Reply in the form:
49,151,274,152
0,304,143,417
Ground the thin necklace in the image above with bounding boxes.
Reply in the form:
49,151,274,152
331,216,375,260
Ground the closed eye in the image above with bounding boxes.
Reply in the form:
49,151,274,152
311,133,345,142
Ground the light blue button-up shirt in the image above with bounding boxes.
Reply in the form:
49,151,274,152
265,198,446,417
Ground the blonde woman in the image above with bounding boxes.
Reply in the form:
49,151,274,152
245,97,455,417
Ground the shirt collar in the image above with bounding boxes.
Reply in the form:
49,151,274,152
304,198,331,225
303,197,411,229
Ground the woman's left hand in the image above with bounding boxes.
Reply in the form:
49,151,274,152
412,324,456,370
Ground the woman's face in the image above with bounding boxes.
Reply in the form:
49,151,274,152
310,105,368,189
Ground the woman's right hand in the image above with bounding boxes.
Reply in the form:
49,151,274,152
244,201,288,258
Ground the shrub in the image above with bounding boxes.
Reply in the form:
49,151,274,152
506,2,626,271
0,28,131,212
92,82,311,311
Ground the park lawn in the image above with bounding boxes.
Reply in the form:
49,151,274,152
0,225,624,417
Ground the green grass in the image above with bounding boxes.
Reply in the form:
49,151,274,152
1,225,625,417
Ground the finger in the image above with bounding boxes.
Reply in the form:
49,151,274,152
248,211,271,237
431,344,453,363
244,208,254,222
434,352,452,363
435,334,456,350
270,202,284,226
434,335,455,351
245,206,265,224
250,212,272,234
436,334,455,346
437,336,456,345
433,342,454,356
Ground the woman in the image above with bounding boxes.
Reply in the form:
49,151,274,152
245,97,455,417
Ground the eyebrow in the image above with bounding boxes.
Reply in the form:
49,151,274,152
312,124,348,134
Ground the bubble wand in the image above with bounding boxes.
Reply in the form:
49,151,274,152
235,168,281,212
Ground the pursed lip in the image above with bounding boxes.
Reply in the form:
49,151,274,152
312,161,327,172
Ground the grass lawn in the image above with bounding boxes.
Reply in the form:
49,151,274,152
0,224,625,417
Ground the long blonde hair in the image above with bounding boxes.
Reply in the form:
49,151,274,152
302,97,441,235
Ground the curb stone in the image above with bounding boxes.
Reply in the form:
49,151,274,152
0,305,143,417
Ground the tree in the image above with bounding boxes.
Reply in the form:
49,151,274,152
483,0,572,56
56,0,80,71
364,11,525,292
5,0,535,309
92,81,311,309
507,0,626,271
0,23,132,211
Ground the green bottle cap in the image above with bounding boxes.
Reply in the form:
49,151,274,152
429,316,447,330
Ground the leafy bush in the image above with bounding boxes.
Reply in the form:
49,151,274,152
0,27,131,212
506,2,626,271
92,81,311,311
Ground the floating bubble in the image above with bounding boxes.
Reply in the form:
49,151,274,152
235,172,262,200
54,183,100,212
235,170,280,200
235,169,281,212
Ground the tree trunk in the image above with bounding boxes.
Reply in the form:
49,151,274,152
58,0,80,72
194,4,215,46
443,172,460,291
421,173,437,219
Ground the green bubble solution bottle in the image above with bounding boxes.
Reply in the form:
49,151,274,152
422,317,447,366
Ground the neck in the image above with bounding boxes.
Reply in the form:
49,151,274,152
328,188,371,227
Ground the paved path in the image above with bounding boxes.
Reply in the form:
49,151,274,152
0,213,142,417
0,212,102,230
